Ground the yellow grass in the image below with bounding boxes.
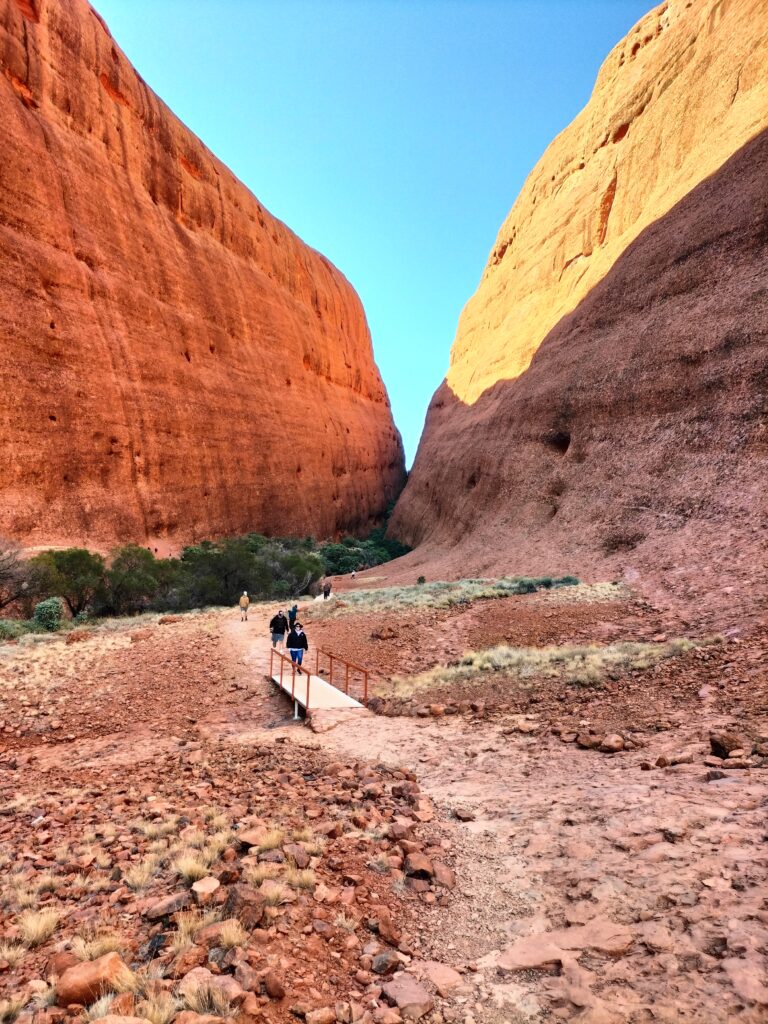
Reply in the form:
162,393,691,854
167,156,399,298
260,882,290,906
285,868,316,890
0,941,25,968
17,908,61,947
389,638,704,696
169,909,221,954
244,863,281,886
181,983,232,1017
0,996,26,1024
83,994,115,1022
71,928,124,961
173,851,211,884
254,829,284,853
311,575,584,619
123,855,161,892
136,992,181,1024
216,920,247,949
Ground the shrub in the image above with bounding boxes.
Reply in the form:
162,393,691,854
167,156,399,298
31,548,105,617
417,576,426,585
33,597,65,632
17,907,61,946
99,545,161,616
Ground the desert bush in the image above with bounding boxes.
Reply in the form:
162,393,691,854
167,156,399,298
33,597,65,632
98,545,161,616
31,548,105,617
0,619,32,640
181,983,231,1017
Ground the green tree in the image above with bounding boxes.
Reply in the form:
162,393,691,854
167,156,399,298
32,548,106,617
101,545,160,615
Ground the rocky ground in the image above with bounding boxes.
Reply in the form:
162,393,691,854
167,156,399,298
1,587,766,1024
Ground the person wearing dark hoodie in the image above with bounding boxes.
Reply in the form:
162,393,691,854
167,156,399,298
269,609,289,649
288,603,299,628
286,622,308,673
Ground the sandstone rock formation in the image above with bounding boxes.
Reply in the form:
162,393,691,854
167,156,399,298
0,0,404,551
392,0,768,625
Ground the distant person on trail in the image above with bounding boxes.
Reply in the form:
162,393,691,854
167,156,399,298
288,604,299,628
351,570,356,580
322,580,332,600
239,591,250,621
269,609,289,649
287,622,309,673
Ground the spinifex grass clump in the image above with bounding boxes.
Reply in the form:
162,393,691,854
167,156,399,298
390,638,708,695
312,575,581,618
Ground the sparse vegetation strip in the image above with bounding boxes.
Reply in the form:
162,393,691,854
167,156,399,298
312,574,581,618
388,637,711,694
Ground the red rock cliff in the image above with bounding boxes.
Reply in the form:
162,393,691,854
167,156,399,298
392,0,768,625
0,0,404,551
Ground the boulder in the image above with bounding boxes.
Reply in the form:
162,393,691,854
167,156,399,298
382,975,433,1020
56,953,126,1007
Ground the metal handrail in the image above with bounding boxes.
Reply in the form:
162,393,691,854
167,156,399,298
269,646,369,706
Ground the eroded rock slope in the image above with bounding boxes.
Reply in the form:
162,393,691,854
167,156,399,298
393,0,768,625
0,0,404,550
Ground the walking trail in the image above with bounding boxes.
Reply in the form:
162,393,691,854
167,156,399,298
222,608,768,1024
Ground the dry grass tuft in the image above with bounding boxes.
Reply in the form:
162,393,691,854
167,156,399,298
83,994,115,1022
391,638,705,695
204,829,236,860
285,868,316,890
31,872,58,894
254,829,284,853
333,912,358,933
173,851,211,885
0,996,26,1024
112,965,143,994
181,983,231,1017
17,907,61,947
136,992,181,1024
0,941,25,968
71,928,124,961
123,854,161,892
260,882,290,906
244,863,281,886
216,919,247,949
169,909,221,955
291,827,315,843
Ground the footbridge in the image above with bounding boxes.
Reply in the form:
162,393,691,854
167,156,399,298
269,647,370,718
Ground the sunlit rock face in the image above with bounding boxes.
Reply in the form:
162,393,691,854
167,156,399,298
0,0,404,550
445,0,768,406
392,0,768,626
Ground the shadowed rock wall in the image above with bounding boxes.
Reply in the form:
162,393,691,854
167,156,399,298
392,0,768,624
0,0,404,551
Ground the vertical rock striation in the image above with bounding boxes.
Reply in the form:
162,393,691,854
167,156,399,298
392,0,768,623
0,0,404,551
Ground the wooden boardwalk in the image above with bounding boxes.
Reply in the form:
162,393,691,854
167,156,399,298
269,648,365,717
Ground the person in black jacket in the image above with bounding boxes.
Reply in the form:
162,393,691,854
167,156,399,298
269,610,289,649
286,623,308,673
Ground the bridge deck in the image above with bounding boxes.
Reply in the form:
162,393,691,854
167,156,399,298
269,652,364,713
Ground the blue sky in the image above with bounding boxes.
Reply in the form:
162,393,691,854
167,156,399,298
96,0,651,465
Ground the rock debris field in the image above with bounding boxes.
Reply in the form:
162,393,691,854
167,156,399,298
1,588,767,1024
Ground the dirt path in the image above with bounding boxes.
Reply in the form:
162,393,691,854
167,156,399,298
224,612,768,1024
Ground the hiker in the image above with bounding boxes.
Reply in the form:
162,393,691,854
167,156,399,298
351,570,356,580
288,603,299,628
269,609,289,649
287,622,309,673
322,580,332,600
238,591,250,621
